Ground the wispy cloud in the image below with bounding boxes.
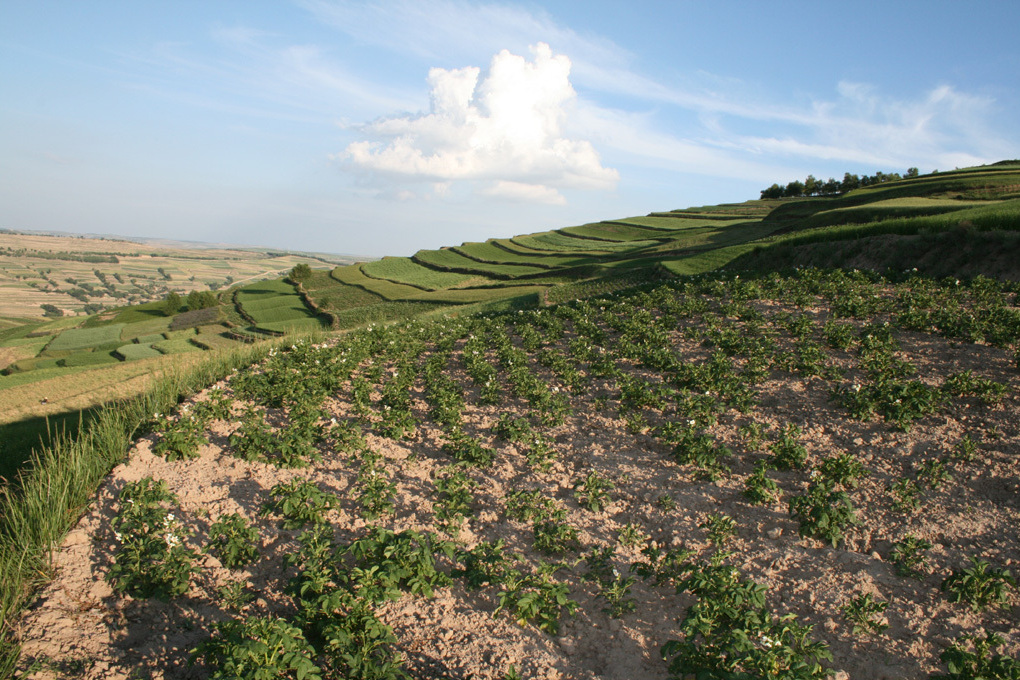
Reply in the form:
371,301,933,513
305,0,1014,182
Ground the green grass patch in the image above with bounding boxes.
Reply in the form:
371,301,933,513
236,279,321,326
612,216,750,231
110,302,167,325
114,343,164,361
133,333,166,344
256,317,327,334
453,242,591,268
333,264,452,301
413,249,550,278
57,351,121,368
45,324,125,352
560,222,670,242
361,257,475,290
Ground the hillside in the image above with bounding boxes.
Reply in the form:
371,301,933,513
3,161,1020,680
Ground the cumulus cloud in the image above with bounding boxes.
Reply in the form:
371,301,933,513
340,43,618,201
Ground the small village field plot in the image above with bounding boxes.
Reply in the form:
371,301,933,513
361,257,475,290
414,249,550,278
114,343,163,361
560,222,669,242
454,242,592,268
133,333,166,344
488,238,568,256
57,350,121,368
613,215,752,231
512,232,659,254
236,280,315,321
45,324,125,352
307,271,384,311
256,317,327,334
332,265,433,301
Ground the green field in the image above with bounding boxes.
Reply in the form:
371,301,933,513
560,221,670,242
45,324,125,352
413,248,551,277
453,242,592,267
360,257,476,290
114,343,164,361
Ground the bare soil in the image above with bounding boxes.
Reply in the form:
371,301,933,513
14,294,1020,680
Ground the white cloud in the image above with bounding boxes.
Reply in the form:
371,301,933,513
340,43,618,201
480,181,566,205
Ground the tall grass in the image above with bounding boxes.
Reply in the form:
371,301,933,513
0,342,273,676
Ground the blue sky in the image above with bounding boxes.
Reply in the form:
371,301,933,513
2,1,1018,257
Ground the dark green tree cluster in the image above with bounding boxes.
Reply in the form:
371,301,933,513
290,263,312,281
761,167,919,199
186,290,218,311
161,291,182,317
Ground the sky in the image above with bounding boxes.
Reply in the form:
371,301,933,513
2,1,1019,258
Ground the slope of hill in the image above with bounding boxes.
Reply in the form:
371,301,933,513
2,161,1019,680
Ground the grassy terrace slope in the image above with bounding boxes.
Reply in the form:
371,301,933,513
298,163,1020,332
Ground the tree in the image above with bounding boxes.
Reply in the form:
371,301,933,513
760,184,784,199
785,180,805,198
906,167,919,178
290,263,312,281
162,291,181,317
803,175,820,196
841,173,860,193
186,290,217,311
41,304,63,318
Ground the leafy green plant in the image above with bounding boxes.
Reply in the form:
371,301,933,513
618,523,649,549
107,477,198,600
841,593,888,636
655,494,677,511
701,512,737,548
583,547,637,617
743,463,781,505
433,466,476,535
262,479,337,529
206,513,260,569
523,432,558,471
441,427,495,467
190,615,322,680
669,427,731,479
662,556,832,680
216,579,255,612
505,489,560,522
787,481,858,548
918,458,953,489
953,433,980,464
889,534,933,579
816,452,868,489
941,556,1017,612
152,413,208,461
889,478,921,513
533,519,581,555
342,527,454,603
356,452,396,521
572,469,614,512
738,421,767,451
933,631,1020,680
496,565,578,635
769,424,808,470
453,540,516,590
316,594,410,680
